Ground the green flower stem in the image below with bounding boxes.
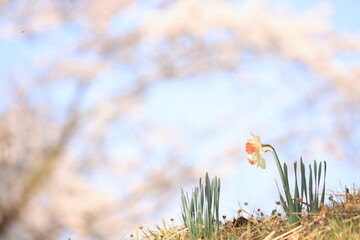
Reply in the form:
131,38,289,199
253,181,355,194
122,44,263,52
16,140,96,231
262,144,285,183
262,144,297,223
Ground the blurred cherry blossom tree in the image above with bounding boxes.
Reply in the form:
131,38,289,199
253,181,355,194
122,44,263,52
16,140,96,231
1,0,360,239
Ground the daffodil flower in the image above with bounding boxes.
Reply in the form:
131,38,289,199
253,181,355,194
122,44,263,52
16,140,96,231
245,133,328,225
245,133,266,169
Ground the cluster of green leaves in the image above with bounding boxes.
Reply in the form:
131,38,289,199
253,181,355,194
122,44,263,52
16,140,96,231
270,145,327,224
296,159,327,213
180,172,221,239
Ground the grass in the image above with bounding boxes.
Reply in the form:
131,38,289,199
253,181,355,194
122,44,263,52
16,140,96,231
132,186,360,240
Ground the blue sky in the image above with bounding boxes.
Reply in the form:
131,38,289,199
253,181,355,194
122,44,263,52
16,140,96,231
1,0,360,233
270,0,360,33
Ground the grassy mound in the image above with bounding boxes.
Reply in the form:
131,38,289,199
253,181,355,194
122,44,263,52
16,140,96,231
133,187,360,240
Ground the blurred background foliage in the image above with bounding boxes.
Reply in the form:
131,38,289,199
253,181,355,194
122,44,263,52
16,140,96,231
0,0,360,239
